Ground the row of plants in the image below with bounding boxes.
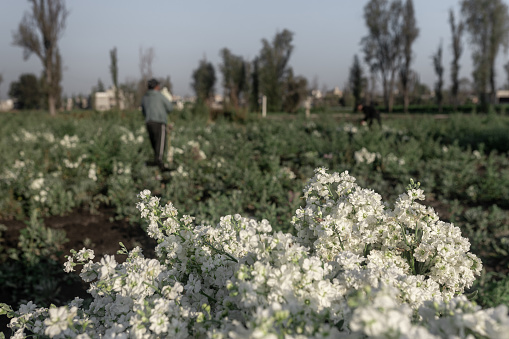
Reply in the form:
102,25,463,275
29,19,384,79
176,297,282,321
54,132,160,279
0,110,508,336
384,103,509,114
1,111,508,223
2,169,509,338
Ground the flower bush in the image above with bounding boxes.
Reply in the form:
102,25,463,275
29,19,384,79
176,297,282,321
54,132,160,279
2,168,508,338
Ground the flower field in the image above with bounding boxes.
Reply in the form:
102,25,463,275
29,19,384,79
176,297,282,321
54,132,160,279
1,110,509,337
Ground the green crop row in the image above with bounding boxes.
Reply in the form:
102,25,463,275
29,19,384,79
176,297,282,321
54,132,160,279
0,109,508,309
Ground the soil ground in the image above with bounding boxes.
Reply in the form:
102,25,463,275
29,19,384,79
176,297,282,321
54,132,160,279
0,208,157,335
1,207,157,261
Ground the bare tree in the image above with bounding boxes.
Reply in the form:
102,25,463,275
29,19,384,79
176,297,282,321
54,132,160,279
0,74,3,99
361,0,404,112
461,0,509,110
399,0,419,113
139,47,155,81
109,47,120,110
12,0,68,115
432,43,444,113
137,46,155,104
449,9,464,111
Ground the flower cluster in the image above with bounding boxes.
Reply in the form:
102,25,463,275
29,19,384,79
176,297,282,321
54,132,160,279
354,147,380,164
3,168,506,339
59,135,80,149
187,140,207,161
119,126,144,144
293,168,482,303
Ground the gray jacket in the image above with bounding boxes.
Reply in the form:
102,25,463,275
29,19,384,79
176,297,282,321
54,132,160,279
141,90,173,124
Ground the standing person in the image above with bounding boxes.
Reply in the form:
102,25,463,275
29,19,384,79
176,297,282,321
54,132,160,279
141,78,173,170
357,102,382,128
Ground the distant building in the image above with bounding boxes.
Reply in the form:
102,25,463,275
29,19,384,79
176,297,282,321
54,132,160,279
331,86,343,97
210,94,224,110
0,99,14,112
93,86,127,111
496,90,509,104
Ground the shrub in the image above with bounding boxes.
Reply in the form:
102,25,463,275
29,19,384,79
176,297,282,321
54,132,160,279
2,169,508,338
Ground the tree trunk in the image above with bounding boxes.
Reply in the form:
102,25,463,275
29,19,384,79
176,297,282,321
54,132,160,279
45,56,56,116
490,63,496,106
48,95,56,115
382,70,390,112
388,71,396,113
403,87,409,113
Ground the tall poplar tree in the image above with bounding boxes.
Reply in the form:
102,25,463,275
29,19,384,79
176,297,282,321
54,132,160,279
219,48,247,110
461,0,509,110
249,57,260,112
361,0,404,112
432,43,444,113
349,55,365,112
12,0,69,115
258,29,294,112
191,57,216,105
448,10,464,111
110,47,120,110
400,0,419,113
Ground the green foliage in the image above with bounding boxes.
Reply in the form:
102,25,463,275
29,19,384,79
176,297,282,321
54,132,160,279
349,54,365,111
1,110,509,308
219,48,248,110
13,210,68,265
282,68,308,113
109,47,120,110
258,29,294,112
432,43,444,111
0,210,73,309
191,58,216,103
8,73,43,109
473,272,509,308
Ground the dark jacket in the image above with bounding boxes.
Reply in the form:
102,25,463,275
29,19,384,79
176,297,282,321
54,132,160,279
141,90,173,124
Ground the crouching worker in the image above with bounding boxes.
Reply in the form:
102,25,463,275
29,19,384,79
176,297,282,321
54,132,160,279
141,78,173,171
357,103,381,128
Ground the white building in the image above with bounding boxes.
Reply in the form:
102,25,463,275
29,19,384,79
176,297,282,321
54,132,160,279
0,99,14,112
93,86,127,111
496,90,509,104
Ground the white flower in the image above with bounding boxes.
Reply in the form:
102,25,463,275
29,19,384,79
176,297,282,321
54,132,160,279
19,301,37,315
76,248,95,261
98,255,118,279
88,163,97,181
64,257,75,273
30,177,45,191
44,306,75,337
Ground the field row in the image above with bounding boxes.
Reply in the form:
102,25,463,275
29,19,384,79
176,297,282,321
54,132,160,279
1,111,509,308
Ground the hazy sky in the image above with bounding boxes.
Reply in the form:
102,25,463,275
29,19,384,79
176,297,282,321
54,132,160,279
1,0,509,100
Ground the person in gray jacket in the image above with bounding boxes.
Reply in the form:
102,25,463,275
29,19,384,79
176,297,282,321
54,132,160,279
141,78,173,170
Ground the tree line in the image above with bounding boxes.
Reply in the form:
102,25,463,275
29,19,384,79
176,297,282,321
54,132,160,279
5,0,509,115
351,0,509,113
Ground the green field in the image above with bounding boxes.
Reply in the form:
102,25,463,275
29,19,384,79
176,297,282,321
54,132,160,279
1,109,509,312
